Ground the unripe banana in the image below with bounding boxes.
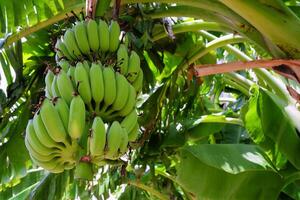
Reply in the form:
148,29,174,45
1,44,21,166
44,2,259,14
112,73,130,111
118,85,136,116
32,113,62,149
128,122,139,142
63,161,76,170
26,120,58,156
98,20,109,52
109,21,120,52
57,70,75,105
51,75,61,97
121,110,138,133
74,162,93,180
63,29,82,58
105,121,123,159
40,98,68,143
75,62,92,105
87,19,99,52
82,60,90,74
45,70,54,98
25,137,61,162
89,63,104,110
117,44,129,74
67,67,76,88
102,67,116,108
45,90,51,99
74,21,90,55
58,60,70,72
55,38,74,60
68,95,86,140
132,68,143,93
124,33,129,48
54,98,70,132
90,117,106,157
55,51,63,63
49,163,65,173
119,128,129,155
30,155,65,173
127,51,140,83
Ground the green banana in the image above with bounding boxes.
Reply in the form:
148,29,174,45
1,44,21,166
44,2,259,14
45,70,54,98
51,75,61,97
82,60,90,74
121,109,138,134
90,117,106,157
40,98,68,143
63,29,82,58
118,84,136,116
68,95,86,140
55,51,63,63
57,70,75,105
55,38,74,60
89,62,104,110
26,120,59,156
87,19,99,52
98,20,109,52
32,113,62,149
109,20,120,52
63,161,76,170
25,138,60,162
119,128,129,155
54,98,70,132
127,51,140,83
117,44,129,74
74,21,90,55
112,73,129,111
75,62,92,105
67,67,76,88
74,162,93,180
30,155,65,173
132,68,143,92
102,67,116,109
58,60,70,72
124,33,129,48
105,121,123,159
128,122,139,142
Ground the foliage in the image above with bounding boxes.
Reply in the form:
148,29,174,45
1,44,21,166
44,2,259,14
0,0,300,199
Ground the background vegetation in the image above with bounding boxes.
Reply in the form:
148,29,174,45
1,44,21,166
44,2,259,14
0,0,300,199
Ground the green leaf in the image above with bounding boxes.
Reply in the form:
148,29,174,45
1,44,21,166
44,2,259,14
258,89,300,169
29,172,69,200
6,135,29,179
177,144,284,200
185,115,243,141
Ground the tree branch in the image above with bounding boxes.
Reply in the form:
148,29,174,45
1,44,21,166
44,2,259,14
193,59,300,83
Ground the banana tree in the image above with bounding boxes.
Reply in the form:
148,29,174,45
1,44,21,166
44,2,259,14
0,0,300,199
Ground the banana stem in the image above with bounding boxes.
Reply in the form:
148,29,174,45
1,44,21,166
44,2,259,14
87,103,94,112
152,20,232,41
176,34,247,72
95,102,100,113
223,77,250,96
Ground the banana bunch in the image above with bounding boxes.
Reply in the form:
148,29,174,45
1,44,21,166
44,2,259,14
55,19,120,61
27,18,144,178
25,96,87,173
89,109,139,163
